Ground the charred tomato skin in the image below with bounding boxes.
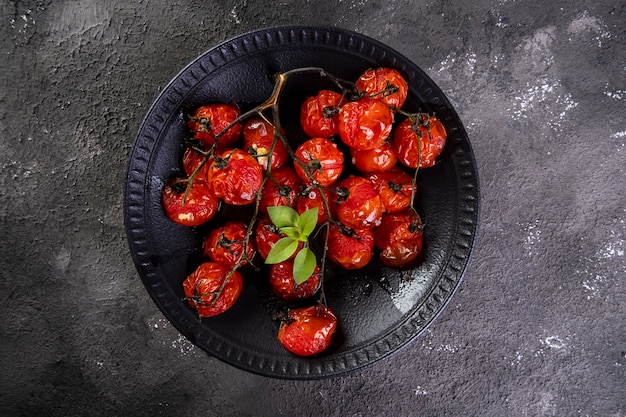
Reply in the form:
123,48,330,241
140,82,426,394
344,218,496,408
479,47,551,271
294,137,344,186
374,209,424,268
300,89,343,138
337,98,393,151
393,115,447,169
204,221,256,268
187,104,242,148
355,67,409,110
269,260,321,302
277,305,338,356
327,222,375,270
334,175,384,230
207,148,264,205
161,177,220,227
183,261,243,318
243,116,289,171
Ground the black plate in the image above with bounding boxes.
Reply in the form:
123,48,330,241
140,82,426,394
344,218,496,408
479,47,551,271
124,26,479,379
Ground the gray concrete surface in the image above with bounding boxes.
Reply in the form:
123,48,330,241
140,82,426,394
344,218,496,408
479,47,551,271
1,0,625,416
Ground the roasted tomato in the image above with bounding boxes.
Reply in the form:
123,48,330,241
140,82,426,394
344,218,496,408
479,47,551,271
259,166,302,215
294,137,344,186
277,305,337,356
183,262,243,317
187,104,242,148
207,148,263,205
337,98,393,151
182,141,210,179
295,185,334,226
204,221,256,268
355,67,408,110
269,260,321,302
161,177,220,226
300,90,343,138
334,175,384,229
243,117,289,171
365,168,415,213
374,209,424,268
255,217,303,260
326,222,375,270
350,141,397,173
393,114,447,169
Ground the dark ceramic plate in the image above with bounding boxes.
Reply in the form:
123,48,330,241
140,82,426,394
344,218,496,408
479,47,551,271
125,26,479,379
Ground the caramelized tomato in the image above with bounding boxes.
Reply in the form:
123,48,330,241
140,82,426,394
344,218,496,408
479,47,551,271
183,262,243,317
187,104,242,148
337,98,393,151
374,210,424,268
300,90,343,138
277,305,337,356
294,137,344,186
393,114,447,169
365,168,415,213
243,117,289,171
334,175,384,229
207,148,263,205
204,221,256,268
355,67,408,110
350,141,398,173
326,222,375,270
161,177,220,226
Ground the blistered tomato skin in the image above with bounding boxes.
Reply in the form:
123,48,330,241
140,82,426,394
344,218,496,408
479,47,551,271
207,148,264,205
327,223,375,270
393,115,447,169
300,90,343,138
350,142,398,173
183,262,243,318
374,209,424,268
161,178,220,227
295,186,334,226
366,168,415,213
334,175,384,230
269,261,321,302
204,221,256,268
187,104,242,148
337,98,393,151
277,305,338,356
355,67,409,110
243,117,289,171
294,137,344,186
259,166,302,215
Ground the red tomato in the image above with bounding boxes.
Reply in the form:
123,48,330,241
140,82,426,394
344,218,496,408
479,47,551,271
295,186,334,226
327,222,375,270
294,137,344,186
187,104,242,148
350,142,397,173
355,67,409,110
259,166,302,215
393,114,447,169
374,210,424,268
161,177,220,226
207,148,263,205
243,117,289,171
183,262,243,317
365,168,415,213
277,305,337,356
182,143,210,180
254,217,303,260
204,221,256,268
300,90,343,138
337,98,393,151
334,175,384,229
269,260,321,302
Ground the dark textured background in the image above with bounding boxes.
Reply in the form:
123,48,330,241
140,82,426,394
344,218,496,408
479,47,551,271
1,0,625,416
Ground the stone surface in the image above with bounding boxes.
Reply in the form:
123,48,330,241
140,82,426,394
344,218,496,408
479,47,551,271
1,0,625,416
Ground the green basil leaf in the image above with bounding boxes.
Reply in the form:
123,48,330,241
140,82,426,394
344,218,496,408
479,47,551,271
267,205,299,228
297,207,319,237
293,247,317,285
279,226,301,240
265,237,298,264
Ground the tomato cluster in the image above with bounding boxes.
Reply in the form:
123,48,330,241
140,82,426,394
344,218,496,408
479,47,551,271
161,67,447,357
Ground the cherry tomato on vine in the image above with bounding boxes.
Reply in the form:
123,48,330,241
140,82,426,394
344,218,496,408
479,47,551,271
204,221,256,268
337,98,393,151
294,137,344,186
207,148,264,205
300,89,343,138
393,114,447,169
259,166,302,215
374,209,424,268
350,141,398,173
243,117,289,171
277,305,338,356
254,217,303,260
187,104,242,148
161,177,220,226
269,260,321,302
295,186,334,226
334,175,384,230
326,222,375,270
183,262,243,318
365,168,415,213
355,67,408,110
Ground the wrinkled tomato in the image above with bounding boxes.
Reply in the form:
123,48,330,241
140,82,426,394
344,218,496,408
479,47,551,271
254,217,303,260
350,141,398,173
326,222,375,270
393,114,447,169
355,67,408,110
334,175,384,230
277,305,337,356
300,90,343,138
269,260,321,302
365,168,415,213
161,177,220,226
187,104,242,148
294,137,344,186
207,148,263,205
243,117,289,171
337,98,393,151
295,186,334,226
259,166,302,215
204,221,256,268
183,262,243,317
374,209,424,268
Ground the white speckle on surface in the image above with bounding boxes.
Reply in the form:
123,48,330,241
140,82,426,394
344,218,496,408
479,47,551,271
542,335,566,349
172,333,196,356
567,11,612,47
414,386,428,395
389,272,430,314
521,221,542,257
605,89,625,100
610,131,626,139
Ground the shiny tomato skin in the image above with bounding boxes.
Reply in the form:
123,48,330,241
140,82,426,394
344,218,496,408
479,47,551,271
187,104,242,148
355,67,409,110
183,262,243,317
269,261,321,302
327,222,375,270
207,148,264,205
277,305,338,356
294,137,344,186
393,115,447,169
334,175,384,230
259,166,302,215
295,186,334,226
374,210,424,268
243,117,289,171
350,142,398,173
337,98,393,151
254,217,303,260
300,90,343,138
204,221,256,268
365,168,415,213
161,177,220,227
